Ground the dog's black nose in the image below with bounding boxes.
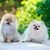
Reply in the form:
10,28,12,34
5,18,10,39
7,22,10,25
34,26,39,30
35,26,37,28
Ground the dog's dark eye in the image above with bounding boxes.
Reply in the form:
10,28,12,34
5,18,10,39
10,21,12,22
6,20,8,21
33,25,36,26
38,26,40,27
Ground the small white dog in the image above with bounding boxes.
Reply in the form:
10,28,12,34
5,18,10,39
1,13,20,42
22,20,48,43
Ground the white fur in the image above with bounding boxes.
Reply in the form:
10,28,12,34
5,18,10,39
1,13,20,42
22,20,48,43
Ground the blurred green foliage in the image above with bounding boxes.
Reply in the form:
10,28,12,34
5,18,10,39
16,0,42,34
0,0,22,11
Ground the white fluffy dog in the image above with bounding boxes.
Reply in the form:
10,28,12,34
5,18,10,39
1,13,20,42
22,20,48,43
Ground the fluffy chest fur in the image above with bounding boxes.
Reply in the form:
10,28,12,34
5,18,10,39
1,24,16,34
29,29,44,40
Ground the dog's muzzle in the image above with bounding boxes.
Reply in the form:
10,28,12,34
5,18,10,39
34,26,39,30
7,22,10,25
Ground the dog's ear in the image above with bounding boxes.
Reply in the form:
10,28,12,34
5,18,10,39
28,19,36,27
41,21,45,25
41,21,47,28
